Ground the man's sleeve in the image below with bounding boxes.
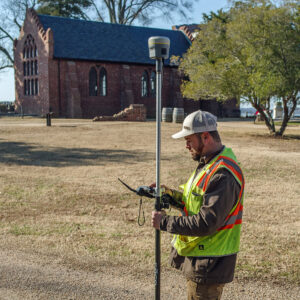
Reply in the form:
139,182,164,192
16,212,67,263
159,168,241,236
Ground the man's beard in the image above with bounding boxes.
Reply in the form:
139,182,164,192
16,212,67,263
191,138,204,161
192,153,201,161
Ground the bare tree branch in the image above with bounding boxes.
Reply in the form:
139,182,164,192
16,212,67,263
90,0,195,25
0,45,14,63
0,64,13,70
90,0,105,21
14,17,22,30
0,26,15,42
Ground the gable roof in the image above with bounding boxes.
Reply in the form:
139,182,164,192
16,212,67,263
37,14,191,66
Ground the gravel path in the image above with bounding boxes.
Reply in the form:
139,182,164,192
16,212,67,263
0,250,298,300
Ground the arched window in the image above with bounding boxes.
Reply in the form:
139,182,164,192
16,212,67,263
99,68,107,96
23,34,38,96
141,71,149,97
89,67,97,96
150,71,156,96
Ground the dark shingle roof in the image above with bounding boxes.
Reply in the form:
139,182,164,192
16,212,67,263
37,14,191,65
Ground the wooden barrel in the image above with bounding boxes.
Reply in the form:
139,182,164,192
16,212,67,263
172,108,184,123
162,107,173,122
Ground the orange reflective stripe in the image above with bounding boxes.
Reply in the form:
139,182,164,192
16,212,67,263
203,160,244,192
198,156,243,190
196,161,217,188
202,161,223,191
218,219,242,231
225,202,243,219
218,156,241,168
196,172,207,187
218,199,243,231
218,204,243,231
238,180,245,202
183,204,188,216
218,157,243,183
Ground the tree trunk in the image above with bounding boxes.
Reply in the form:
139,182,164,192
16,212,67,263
277,96,298,136
253,102,276,135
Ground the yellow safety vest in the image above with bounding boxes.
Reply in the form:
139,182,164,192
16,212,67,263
172,147,244,257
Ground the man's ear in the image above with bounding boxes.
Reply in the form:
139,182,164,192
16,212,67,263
202,132,210,142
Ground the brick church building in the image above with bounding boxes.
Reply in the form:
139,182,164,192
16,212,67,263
14,9,239,118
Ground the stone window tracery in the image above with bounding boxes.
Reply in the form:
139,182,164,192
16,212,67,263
23,34,38,96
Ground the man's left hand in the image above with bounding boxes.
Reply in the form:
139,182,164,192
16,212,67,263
151,210,166,230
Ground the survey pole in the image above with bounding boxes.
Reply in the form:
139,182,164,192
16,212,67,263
148,36,170,300
154,58,162,300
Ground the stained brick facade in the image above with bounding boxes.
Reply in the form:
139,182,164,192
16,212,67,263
14,9,239,119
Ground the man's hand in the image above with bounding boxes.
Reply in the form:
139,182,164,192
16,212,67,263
151,210,166,230
149,183,173,196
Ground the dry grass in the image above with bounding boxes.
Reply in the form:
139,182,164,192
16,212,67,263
0,117,299,287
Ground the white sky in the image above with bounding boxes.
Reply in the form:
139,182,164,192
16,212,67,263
0,0,229,102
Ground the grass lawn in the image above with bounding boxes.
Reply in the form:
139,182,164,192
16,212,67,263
0,117,299,287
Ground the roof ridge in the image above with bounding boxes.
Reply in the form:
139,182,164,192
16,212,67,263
37,13,178,32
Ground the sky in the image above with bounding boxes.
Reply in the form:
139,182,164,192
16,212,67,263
0,0,229,102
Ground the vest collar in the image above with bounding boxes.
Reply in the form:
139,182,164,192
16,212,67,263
197,145,225,166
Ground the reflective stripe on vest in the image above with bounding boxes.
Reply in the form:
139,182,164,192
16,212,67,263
201,157,245,231
199,157,243,192
218,202,243,231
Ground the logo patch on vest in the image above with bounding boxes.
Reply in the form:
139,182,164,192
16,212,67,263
184,126,191,130
199,245,204,250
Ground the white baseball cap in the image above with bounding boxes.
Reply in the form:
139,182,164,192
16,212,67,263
172,110,217,139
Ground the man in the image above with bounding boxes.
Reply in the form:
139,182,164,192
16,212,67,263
152,110,244,300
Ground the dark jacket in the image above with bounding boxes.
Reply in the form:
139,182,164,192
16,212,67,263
159,149,241,284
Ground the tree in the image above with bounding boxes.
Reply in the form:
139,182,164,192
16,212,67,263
88,0,195,25
36,0,92,20
0,0,38,70
179,0,300,136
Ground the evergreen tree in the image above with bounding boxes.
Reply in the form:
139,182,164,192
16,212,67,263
37,0,92,19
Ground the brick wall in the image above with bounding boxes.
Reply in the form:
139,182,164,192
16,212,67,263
50,59,183,119
14,9,51,116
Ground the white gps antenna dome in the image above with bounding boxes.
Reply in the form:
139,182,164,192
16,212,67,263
148,36,170,60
